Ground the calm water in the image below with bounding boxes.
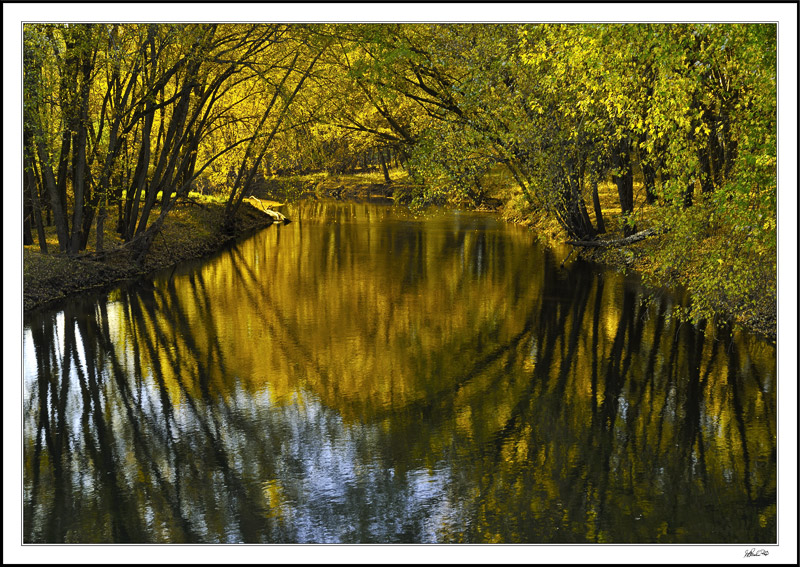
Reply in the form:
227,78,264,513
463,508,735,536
23,199,776,543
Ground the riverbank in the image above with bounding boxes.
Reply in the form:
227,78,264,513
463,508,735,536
23,171,777,343
23,199,280,313
297,168,777,342
500,182,778,343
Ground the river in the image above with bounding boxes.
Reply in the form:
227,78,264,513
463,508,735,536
22,199,777,543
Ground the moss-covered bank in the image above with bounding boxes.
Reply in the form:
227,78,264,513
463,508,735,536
23,200,278,314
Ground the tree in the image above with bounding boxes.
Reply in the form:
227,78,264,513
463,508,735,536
23,23,327,259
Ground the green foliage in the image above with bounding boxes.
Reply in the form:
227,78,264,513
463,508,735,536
405,121,493,207
23,22,776,333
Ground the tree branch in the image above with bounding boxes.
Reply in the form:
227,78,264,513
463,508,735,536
566,227,665,248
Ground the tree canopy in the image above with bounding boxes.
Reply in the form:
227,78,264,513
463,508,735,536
23,22,777,326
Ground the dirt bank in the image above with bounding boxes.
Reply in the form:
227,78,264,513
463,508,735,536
23,201,277,314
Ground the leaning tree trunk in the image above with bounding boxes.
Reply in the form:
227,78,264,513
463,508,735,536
556,158,596,241
570,165,596,240
567,227,664,248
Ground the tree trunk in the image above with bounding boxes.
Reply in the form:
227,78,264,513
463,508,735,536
379,148,391,183
96,199,106,253
122,109,154,241
591,177,606,234
116,137,129,234
24,113,49,251
639,68,659,206
567,195,596,240
93,90,126,252
36,139,69,252
122,26,160,241
683,181,695,208
30,173,48,253
611,137,636,236
698,150,714,195
642,162,658,204
55,33,82,249
136,77,194,238
571,163,596,240
556,158,596,241
722,120,737,181
707,118,725,189
23,178,34,245
54,128,72,243
31,155,51,229
79,170,99,251
68,48,93,255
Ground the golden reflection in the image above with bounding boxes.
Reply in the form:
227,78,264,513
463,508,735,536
106,202,545,423
23,201,776,543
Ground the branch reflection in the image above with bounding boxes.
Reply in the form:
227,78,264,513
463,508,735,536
23,201,776,543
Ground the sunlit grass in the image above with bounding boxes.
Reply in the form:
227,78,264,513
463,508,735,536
187,191,228,205
24,191,225,257
23,193,276,311
268,166,409,186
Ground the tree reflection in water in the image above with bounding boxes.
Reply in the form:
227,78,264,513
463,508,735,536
23,201,776,543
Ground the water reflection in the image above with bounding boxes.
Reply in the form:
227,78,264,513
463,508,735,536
23,200,776,543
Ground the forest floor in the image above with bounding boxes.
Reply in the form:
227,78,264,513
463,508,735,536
22,198,281,313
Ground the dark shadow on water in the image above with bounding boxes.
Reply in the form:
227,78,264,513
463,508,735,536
23,201,777,543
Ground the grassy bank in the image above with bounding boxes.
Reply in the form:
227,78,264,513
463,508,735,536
23,196,281,313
